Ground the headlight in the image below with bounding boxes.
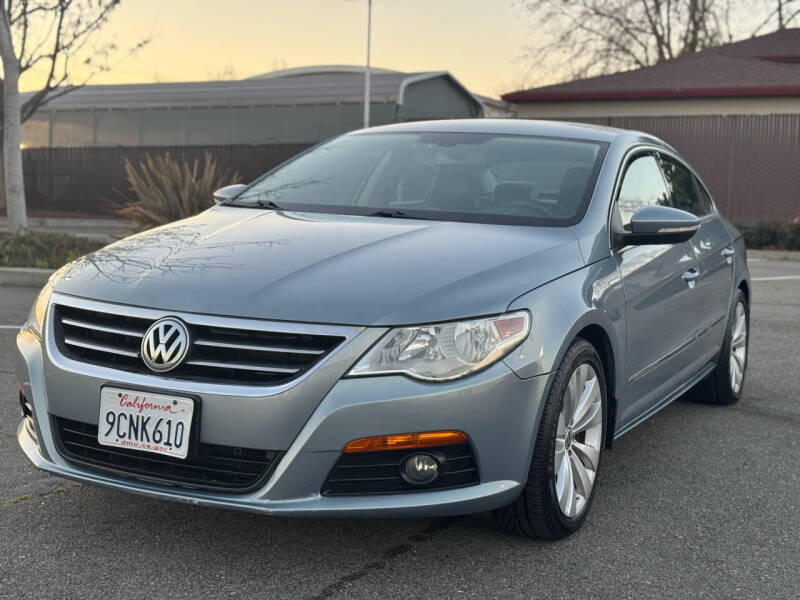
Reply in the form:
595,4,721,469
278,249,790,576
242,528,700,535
348,311,530,382
26,281,54,337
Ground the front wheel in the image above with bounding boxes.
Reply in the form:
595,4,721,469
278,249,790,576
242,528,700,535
492,339,606,539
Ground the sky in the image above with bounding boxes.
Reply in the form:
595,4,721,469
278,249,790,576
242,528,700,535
19,0,540,98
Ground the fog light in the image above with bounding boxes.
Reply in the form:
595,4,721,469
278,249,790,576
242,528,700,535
402,453,440,485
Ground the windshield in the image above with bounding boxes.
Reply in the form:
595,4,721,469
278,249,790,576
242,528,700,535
230,131,609,226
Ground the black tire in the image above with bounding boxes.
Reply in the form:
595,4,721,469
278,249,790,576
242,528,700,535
692,289,749,405
491,338,607,540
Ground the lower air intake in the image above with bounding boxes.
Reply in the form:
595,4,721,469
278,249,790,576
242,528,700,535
52,416,282,493
321,443,478,496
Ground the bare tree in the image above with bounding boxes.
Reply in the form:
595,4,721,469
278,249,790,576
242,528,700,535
207,61,238,81
518,0,798,84
753,0,800,32
0,0,146,233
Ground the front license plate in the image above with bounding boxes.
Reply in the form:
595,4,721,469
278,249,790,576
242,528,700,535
98,387,195,459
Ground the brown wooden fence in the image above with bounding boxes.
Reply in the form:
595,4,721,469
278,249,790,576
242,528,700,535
18,144,312,216
569,114,800,223
9,115,800,221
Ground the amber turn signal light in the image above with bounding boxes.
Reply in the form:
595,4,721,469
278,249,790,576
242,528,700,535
343,430,468,453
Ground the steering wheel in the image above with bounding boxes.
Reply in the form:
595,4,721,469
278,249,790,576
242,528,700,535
498,200,551,218
544,203,576,218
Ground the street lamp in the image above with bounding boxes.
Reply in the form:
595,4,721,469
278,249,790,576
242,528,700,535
346,0,373,128
363,0,372,128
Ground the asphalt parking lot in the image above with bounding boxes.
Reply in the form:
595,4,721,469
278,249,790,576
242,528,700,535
1,259,799,600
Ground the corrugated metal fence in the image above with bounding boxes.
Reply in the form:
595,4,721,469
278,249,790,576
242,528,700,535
19,143,312,216
571,114,800,222
10,115,800,221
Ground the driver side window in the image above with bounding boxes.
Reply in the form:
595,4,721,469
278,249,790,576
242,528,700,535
615,154,670,228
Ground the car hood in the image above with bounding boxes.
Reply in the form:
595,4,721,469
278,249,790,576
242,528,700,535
54,206,583,326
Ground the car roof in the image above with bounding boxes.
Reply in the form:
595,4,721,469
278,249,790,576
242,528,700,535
353,118,639,143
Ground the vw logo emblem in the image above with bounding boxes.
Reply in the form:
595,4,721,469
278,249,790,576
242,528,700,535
141,317,189,373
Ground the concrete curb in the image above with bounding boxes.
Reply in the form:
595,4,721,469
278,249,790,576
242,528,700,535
748,249,800,261
0,267,54,287
0,216,132,241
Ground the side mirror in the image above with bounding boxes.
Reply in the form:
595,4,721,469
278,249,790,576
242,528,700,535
614,205,700,248
212,184,248,204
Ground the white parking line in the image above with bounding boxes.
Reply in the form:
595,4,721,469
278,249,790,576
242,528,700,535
752,275,800,282
0,325,21,329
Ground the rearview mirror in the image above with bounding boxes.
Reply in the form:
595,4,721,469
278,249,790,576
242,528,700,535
213,184,248,204
613,205,700,248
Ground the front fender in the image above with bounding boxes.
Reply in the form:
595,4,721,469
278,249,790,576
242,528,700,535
503,257,626,397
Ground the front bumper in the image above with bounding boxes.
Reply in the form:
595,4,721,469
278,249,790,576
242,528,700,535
15,322,549,518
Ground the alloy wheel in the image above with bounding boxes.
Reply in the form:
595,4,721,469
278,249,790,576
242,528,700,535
729,301,748,394
554,363,603,519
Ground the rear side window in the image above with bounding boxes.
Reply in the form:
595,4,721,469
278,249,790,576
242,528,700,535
659,155,712,217
615,154,670,228
692,176,715,216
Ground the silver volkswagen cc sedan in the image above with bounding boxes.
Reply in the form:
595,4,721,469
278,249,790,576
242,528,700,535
15,119,750,539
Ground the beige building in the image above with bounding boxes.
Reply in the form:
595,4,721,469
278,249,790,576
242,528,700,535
502,29,800,222
504,29,800,119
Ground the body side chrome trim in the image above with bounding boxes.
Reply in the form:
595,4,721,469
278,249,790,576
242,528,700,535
628,314,725,383
616,361,716,439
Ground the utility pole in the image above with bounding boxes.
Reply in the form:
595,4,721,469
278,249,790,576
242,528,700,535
363,0,372,128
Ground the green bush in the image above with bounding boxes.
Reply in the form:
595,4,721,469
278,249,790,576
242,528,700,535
116,152,241,232
736,222,777,249
0,231,105,269
735,221,800,251
776,222,800,250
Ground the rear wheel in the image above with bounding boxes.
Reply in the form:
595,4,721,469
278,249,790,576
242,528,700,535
492,339,606,539
693,289,749,405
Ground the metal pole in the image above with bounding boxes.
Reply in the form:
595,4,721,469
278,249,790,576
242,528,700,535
363,0,372,128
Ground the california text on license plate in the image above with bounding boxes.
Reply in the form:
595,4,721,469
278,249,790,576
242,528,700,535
98,387,195,459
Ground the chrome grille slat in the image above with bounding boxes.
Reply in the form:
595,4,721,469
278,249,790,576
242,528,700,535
53,301,348,387
184,360,300,374
64,337,140,358
61,317,144,338
193,339,325,355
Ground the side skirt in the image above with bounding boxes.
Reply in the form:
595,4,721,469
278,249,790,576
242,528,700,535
613,361,717,440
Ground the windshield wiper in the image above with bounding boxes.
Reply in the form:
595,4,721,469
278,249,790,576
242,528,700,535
254,199,284,210
365,209,430,220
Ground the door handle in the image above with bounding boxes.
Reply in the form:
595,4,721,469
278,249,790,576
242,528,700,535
682,268,699,288
722,246,735,264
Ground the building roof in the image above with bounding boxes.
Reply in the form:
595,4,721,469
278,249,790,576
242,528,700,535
246,65,401,79
503,28,800,102
363,118,630,143
24,66,483,112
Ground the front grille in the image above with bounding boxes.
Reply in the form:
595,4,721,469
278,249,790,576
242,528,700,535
53,304,346,386
321,443,479,496
53,416,282,492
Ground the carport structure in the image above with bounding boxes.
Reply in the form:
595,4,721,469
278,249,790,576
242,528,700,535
21,66,486,148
